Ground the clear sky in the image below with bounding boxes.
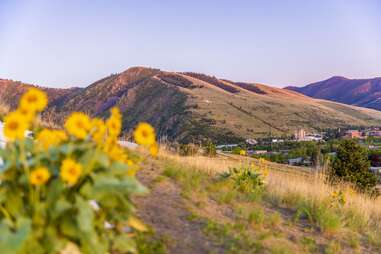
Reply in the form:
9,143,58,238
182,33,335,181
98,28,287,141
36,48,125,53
1,0,381,88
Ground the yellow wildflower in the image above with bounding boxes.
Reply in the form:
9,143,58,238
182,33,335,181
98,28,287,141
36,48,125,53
30,167,51,186
133,122,156,146
110,107,122,120
104,143,128,162
127,167,137,176
106,116,122,138
55,130,68,141
20,88,48,112
127,216,148,232
17,106,35,123
150,143,159,157
3,111,28,141
91,118,106,144
239,149,246,156
60,158,82,185
64,112,91,139
36,129,67,149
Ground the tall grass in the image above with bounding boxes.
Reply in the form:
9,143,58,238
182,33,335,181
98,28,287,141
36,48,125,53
159,148,381,236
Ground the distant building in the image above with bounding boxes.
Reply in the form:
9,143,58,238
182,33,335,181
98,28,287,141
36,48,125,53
288,157,303,165
251,150,268,155
304,134,323,141
216,144,238,150
246,139,258,145
369,131,381,137
294,129,322,142
294,129,306,141
344,130,362,139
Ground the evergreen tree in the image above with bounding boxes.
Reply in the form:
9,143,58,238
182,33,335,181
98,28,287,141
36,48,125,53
330,139,378,194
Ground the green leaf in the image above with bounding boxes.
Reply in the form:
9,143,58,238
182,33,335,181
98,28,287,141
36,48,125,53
4,191,23,218
112,234,137,254
0,217,31,254
95,152,110,168
76,196,94,234
51,198,72,220
92,175,148,195
59,217,78,239
110,161,129,172
46,179,65,206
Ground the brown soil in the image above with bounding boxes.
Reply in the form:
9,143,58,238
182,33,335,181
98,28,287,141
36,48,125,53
134,161,223,254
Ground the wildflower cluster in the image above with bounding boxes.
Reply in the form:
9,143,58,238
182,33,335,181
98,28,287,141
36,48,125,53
3,88,47,140
220,163,268,199
0,88,157,254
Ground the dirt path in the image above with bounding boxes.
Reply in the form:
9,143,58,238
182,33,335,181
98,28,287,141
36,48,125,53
134,161,223,254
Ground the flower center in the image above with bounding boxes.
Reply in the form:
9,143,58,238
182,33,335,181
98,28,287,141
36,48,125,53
68,167,77,175
8,121,19,130
27,95,38,103
76,121,84,129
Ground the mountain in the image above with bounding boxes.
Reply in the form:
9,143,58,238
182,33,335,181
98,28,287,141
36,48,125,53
286,76,381,111
3,68,381,143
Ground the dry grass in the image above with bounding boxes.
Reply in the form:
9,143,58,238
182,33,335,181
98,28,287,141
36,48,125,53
0,103,10,119
159,148,381,233
267,171,381,224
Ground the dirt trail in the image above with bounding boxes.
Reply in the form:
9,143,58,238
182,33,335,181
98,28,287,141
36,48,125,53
134,162,223,254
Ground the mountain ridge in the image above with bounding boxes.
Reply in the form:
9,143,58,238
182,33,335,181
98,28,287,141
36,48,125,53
286,76,381,110
2,67,381,143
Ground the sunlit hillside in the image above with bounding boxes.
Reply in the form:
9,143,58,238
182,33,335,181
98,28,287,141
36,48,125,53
134,148,381,253
3,67,381,144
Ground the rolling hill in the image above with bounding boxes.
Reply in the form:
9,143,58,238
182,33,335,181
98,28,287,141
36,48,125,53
2,68,381,143
286,76,381,111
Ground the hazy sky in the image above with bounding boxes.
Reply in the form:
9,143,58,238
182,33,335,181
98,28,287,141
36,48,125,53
1,0,381,88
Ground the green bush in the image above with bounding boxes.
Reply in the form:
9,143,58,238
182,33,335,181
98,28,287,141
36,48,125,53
220,167,265,200
329,139,378,195
203,141,217,157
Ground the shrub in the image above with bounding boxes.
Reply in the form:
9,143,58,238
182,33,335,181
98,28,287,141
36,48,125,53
329,139,378,195
295,200,341,234
232,146,242,155
0,88,157,253
203,141,217,157
178,143,199,156
220,166,266,200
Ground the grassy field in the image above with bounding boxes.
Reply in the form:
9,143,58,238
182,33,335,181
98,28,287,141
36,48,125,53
180,74,381,138
135,149,381,253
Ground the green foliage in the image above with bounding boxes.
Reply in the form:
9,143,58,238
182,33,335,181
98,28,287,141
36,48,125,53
300,237,318,253
220,167,265,200
135,231,167,254
294,200,341,234
330,139,378,194
232,146,243,155
203,141,217,157
0,139,146,254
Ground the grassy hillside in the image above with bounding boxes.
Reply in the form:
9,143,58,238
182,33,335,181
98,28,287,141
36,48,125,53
44,67,381,142
3,67,381,143
135,149,381,253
